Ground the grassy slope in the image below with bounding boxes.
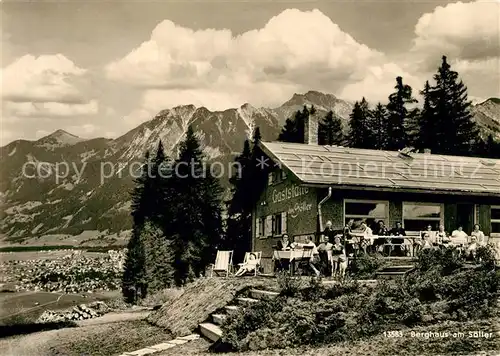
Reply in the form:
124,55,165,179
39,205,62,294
0,319,170,356
156,318,500,356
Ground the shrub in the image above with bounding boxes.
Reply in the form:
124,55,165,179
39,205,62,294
350,254,386,279
276,271,305,297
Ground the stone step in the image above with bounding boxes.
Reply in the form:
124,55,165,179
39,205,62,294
212,313,227,325
376,271,407,279
250,289,279,300
199,322,222,342
236,297,259,306
225,305,239,314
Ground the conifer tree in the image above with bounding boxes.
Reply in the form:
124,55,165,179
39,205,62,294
130,151,151,228
415,81,436,152
149,140,173,226
347,98,372,148
424,56,480,155
370,103,389,150
169,126,223,285
122,229,147,303
226,140,253,263
385,76,417,151
278,105,314,143
142,221,174,292
318,110,344,145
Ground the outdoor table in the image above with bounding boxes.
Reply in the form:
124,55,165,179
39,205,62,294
273,250,312,275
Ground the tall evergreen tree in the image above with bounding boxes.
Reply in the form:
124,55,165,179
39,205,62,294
130,151,151,228
347,98,372,148
142,221,174,292
385,76,418,151
122,229,147,303
149,140,173,226
369,103,389,150
169,126,224,285
415,81,436,151
318,110,344,145
226,140,253,263
278,105,315,143
425,56,480,155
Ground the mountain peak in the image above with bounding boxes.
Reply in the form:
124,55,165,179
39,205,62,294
36,129,83,148
281,90,339,109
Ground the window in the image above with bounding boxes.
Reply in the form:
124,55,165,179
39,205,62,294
403,202,443,231
268,173,274,186
492,206,500,236
268,170,287,186
344,200,388,231
257,217,266,238
272,212,287,236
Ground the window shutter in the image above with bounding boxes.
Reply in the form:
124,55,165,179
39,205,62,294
268,173,273,185
255,218,260,238
281,212,287,234
265,216,272,238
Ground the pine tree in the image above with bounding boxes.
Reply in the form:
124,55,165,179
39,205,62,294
130,151,151,228
142,221,174,292
169,126,224,285
415,81,436,152
318,110,344,145
278,105,312,143
370,103,389,149
122,229,147,303
425,56,480,155
226,140,253,263
385,76,417,151
347,98,372,148
149,140,173,226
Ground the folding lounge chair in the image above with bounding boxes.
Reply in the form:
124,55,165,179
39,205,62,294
237,251,262,276
210,250,233,277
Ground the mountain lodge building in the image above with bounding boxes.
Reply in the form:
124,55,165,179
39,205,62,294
251,115,500,274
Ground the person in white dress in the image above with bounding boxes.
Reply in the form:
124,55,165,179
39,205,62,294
470,224,486,246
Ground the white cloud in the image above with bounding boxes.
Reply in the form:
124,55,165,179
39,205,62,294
1,54,87,103
107,9,401,110
409,1,500,98
1,54,98,121
412,1,500,63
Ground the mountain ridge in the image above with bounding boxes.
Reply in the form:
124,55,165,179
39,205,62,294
0,91,498,243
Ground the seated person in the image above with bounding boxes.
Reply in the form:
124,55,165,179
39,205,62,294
304,236,321,277
234,253,258,276
418,224,434,250
451,225,468,245
373,220,389,253
277,234,293,250
465,235,479,260
389,222,406,255
359,221,373,253
436,224,451,246
471,224,486,246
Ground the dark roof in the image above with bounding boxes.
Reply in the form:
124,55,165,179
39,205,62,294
259,141,500,197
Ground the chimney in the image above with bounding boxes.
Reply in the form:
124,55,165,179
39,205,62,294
424,149,431,155
304,110,318,145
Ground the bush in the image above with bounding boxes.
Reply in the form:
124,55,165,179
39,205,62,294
217,246,500,352
350,254,386,279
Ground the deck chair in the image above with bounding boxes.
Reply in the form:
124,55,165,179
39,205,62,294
237,251,262,276
210,250,233,277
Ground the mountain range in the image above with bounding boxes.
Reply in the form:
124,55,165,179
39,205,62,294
1,91,499,245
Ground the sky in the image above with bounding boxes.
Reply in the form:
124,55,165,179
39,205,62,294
1,0,499,145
